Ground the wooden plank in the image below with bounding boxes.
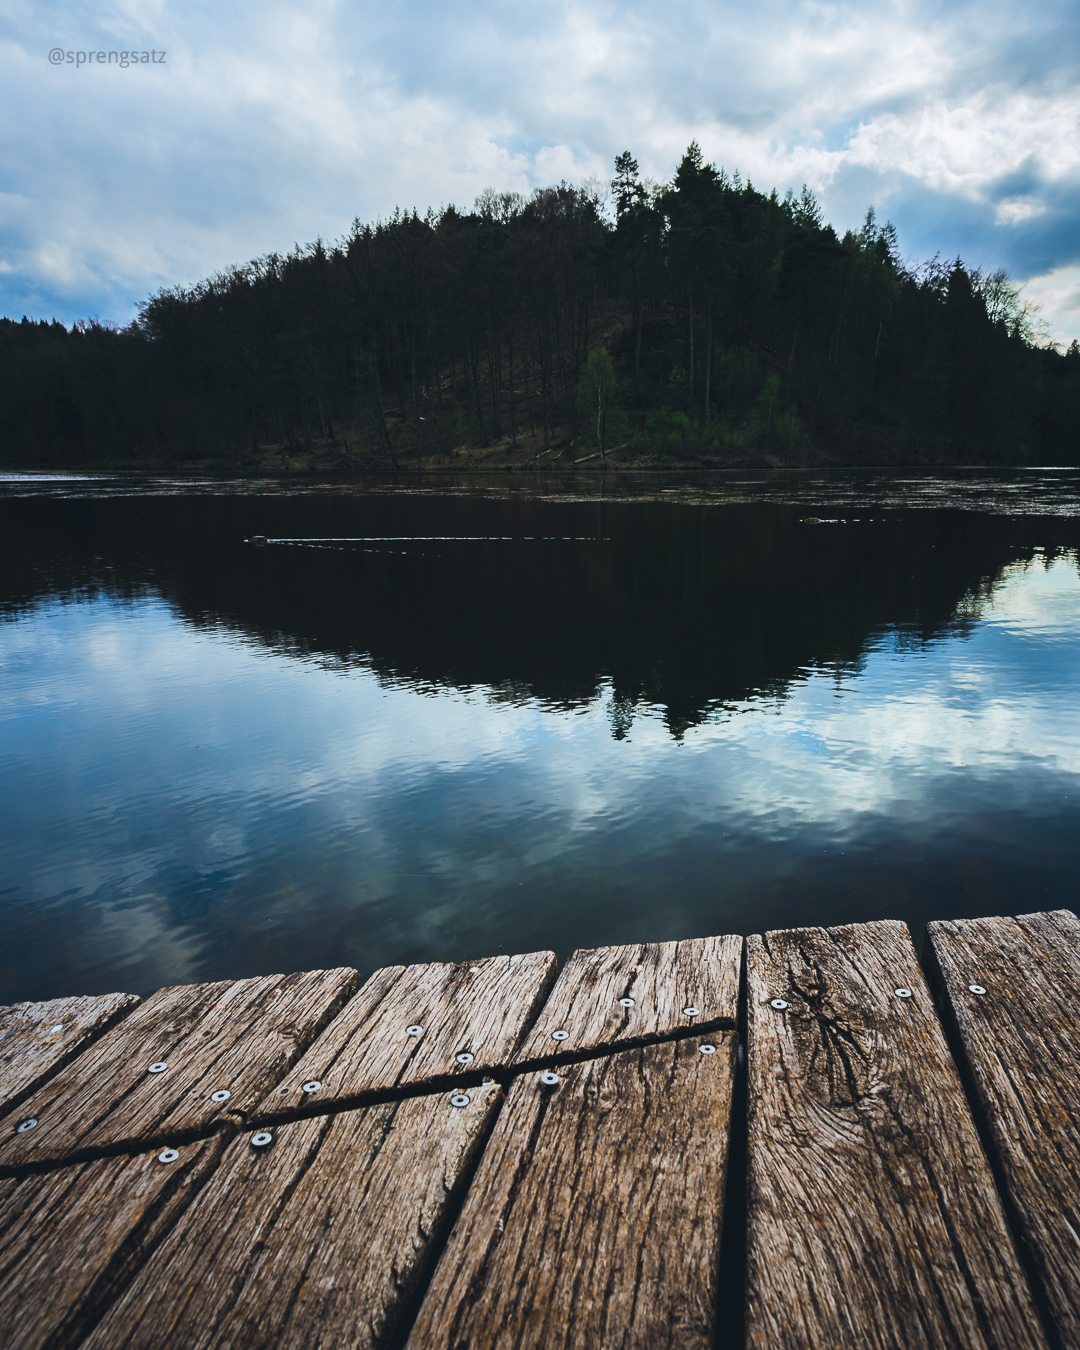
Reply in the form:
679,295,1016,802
258,951,556,1119
0,1134,225,1350
406,1034,738,1350
745,920,1049,1350
512,935,741,1067
81,1083,504,1350
0,991,139,1115
926,909,1080,1346
0,967,357,1169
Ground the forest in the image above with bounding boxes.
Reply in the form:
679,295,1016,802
2,143,1079,469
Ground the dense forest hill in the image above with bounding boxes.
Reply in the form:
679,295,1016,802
2,144,1079,470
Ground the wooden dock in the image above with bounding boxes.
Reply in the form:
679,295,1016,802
1,912,1078,1349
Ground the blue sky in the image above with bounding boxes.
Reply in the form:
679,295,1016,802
3,0,1080,344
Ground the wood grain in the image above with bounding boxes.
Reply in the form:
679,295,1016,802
512,935,741,1067
259,951,555,1119
0,968,356,1168
0,1135,225,1350
82,1083,504,1350
926,909,1080,1346
745,919,1048,1350
0,991,139,1116
407,1035,737,1350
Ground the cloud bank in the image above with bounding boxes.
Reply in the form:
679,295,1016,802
3,0,1080,343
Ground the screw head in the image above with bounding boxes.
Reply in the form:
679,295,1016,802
770,999,788,1011
158,1148,179,1164
619,997,635,1008
699,1044,717,1055
148,1061,168,1074
456,1052,474,1065
210,1090,231,1103
301,1081,322,1093
683,1006,701,1017
16,1118,37,1133
969,984,987,996
406,1025,424,1036
251,1131,273,1148
450,1093,470,1108
894,988,913,999
551,1030,569,1042
539,1071,560,1087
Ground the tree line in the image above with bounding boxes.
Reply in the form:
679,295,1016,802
2,143,1078,467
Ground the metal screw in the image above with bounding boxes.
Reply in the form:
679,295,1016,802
50,1025,63,1034
16,1118,37,1133
450,1094,470,1108
770,999,788,1011
619,997,635,1008
699,1044,717,1055
539,1071,560,1087
210,1090,231,1103
969,984,987,996
456,1052,474,1065
251,1131,273,1148
683,1006,700,1017
302,1081,322,1093
406,1025,424,1036
158,1148,179,1164
482,1076,495,1085
894,988,913,999
148,1061,168,1074
551,1030,569,1042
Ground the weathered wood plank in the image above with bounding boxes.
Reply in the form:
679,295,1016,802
745,920,1048,1350
512,935,741,1067
926,909,1080,1346
0,968,356,1169
259,951,556,1119
407,1034,737,1350
82,1083,504,1350
0,1135,225,1350
0,991,139,1115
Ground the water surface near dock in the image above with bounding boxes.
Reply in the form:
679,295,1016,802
2,468,1079,1002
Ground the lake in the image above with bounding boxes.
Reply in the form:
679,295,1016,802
2,468,1078,1003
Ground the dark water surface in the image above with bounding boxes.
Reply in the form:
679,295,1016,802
2,469,1079,1002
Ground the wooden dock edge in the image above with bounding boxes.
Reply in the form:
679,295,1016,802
1,914,1077,1349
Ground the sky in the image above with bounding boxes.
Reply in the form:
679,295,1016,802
2,0,1080,345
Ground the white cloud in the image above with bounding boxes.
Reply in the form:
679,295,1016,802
3,0,1080,337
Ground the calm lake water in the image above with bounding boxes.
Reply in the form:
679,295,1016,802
2,469,1079,1003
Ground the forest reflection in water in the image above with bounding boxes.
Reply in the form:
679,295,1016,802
1,471,1078,1002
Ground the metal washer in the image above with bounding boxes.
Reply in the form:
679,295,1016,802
450,1094,471,1108
158,1149,180,1164
699,1044,717,1055
551,1030,569,1041
456,1052,474,1065
210,1090,231,1103
302,1081,322,1093
406,1025,424,1036
770,999,788,1011
540,1071,560,1087
251,1131,273,1148
147,1061,168,1074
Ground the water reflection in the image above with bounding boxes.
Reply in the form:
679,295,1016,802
0,476,1078,1002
